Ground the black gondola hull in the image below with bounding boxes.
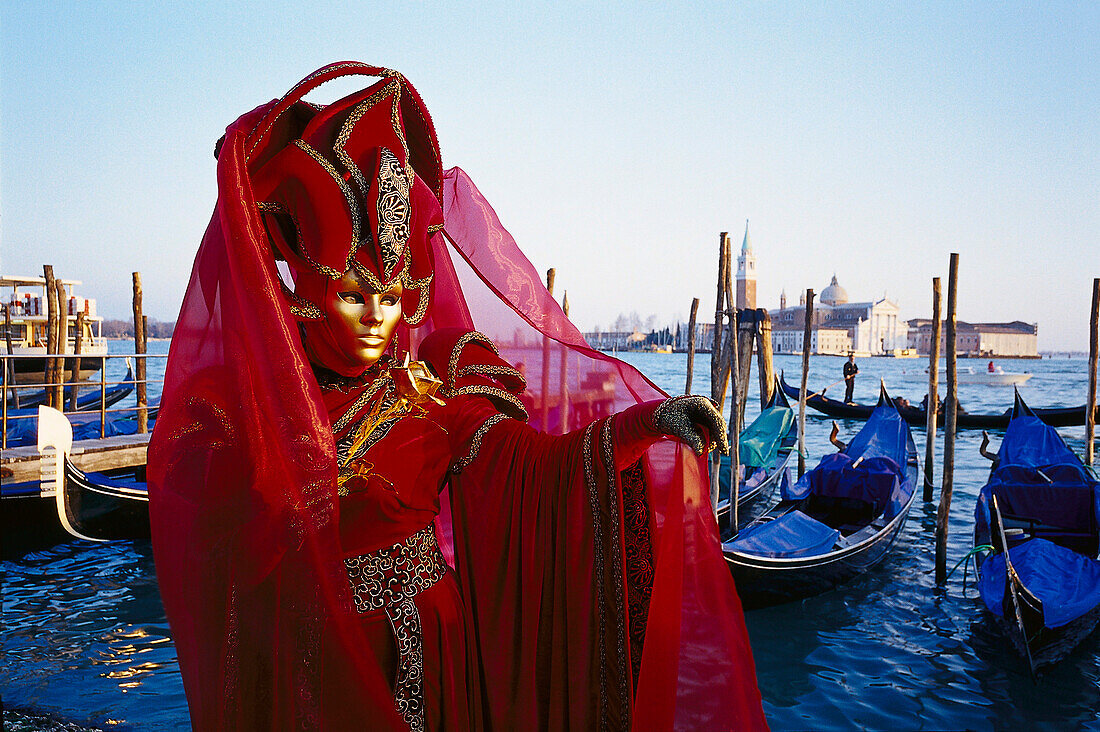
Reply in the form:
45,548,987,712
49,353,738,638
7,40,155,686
62,462,150,541
779,373,1097,430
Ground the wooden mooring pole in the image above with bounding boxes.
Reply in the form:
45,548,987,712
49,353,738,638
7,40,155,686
729,307,741,532
133,272,148,434
710,234,731,507
43,265,59,409
68,311,84,412
55,279,68,410
4,304,18,410
734,310,754,429
685,297,699,394
936,253,960,585
1086,277,1099,466
756,309,775,409
923,277,942,501
798,289,815,478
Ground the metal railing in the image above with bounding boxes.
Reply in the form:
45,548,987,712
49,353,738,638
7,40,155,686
2,352,167,450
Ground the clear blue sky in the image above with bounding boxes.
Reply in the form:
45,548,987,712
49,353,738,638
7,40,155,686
3,2,1097,349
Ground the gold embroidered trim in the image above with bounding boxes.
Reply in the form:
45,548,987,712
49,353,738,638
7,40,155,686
445,331,499,389
332,373,391,434
257,201,343,280
600,418,630,726
332,79,403,202
582,421,609,729
246,61,371,160
292,139,363,264
343,523,446,732
450,413,509,474
402,268,432,326
455,363,526,387
426,223,444,233
451,384,528,421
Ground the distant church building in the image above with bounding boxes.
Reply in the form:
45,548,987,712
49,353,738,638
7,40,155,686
771,275,908,356
735,220,756,310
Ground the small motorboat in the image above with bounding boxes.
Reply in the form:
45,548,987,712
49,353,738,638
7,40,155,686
715,377,796,532
938,364,1032,386
723,382,918,609
973,390,1100,674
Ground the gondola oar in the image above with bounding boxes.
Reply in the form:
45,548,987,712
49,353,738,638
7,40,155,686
991,494,1038,680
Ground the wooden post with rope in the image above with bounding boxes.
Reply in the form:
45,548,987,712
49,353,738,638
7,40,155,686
936,253,960,585
798,289,815,478
923,277,942,501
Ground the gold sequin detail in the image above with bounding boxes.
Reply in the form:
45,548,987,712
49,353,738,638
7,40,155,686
450,413,509,474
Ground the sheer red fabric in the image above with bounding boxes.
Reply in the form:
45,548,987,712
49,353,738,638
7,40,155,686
149,62,765,731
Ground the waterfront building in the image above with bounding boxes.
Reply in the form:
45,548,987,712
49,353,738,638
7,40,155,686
735,220,756,310
771,275,908,355
906,319,1038,357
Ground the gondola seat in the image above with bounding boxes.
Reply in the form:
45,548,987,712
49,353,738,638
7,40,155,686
977,463,1100,558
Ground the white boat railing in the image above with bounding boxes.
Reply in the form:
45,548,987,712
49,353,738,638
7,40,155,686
1,352,167,449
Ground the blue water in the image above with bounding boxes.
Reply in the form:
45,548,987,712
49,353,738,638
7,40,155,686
3,347,1098,730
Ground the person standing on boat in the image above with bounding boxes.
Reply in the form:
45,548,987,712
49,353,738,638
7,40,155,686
843,352,859,403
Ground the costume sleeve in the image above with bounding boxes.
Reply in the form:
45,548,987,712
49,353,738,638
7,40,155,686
420,328,767,731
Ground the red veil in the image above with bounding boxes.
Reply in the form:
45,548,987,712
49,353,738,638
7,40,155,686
148,62,765,731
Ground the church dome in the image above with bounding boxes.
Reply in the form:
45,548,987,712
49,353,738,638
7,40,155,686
820,274,848,305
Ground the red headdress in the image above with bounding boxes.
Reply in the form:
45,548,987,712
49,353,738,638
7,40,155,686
246,65,444,372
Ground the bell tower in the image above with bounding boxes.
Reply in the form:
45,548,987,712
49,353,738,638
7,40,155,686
735,220,756,309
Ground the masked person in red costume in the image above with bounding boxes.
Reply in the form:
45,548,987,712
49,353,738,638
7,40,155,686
148,63,767,731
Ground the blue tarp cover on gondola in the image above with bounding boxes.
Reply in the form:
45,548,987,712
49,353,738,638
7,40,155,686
727,509,839,558
844,404,909,463
5,406,157,448
738,405,794,467
998,415,1078,467
783,452,910,519
978,538,1100,629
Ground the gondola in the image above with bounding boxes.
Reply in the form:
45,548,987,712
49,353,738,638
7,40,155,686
779,371,1098,430
4,363,135,411
715,377,796,533
35,406,150,542
723,382,918,609
973,390,1100,674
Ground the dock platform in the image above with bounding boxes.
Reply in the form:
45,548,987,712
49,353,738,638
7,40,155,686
1,433,150,484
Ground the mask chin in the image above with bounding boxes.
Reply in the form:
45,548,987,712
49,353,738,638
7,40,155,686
301,317,371,377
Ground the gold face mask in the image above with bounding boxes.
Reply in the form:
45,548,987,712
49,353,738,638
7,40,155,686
303,269,404,375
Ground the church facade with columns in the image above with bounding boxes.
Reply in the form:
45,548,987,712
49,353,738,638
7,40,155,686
771,275,909,356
